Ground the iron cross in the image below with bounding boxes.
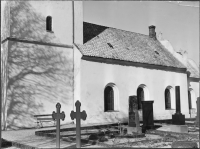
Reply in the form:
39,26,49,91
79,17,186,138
52,103,65,148
70,100,87,148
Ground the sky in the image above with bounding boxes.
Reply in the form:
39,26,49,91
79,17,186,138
83,1,199,66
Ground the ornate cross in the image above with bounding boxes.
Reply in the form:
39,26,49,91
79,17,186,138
52,103,65,148
70,100,87,148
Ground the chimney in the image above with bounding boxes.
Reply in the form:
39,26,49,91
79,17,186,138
149,25,157,40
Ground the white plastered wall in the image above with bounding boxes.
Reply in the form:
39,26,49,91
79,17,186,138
80,60,189,124
4,1,83,129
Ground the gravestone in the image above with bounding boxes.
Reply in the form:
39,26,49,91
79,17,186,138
52,103,65,148
70,100,87,148
141,100,154,130
127,96,142,134
129,96,139,127
172,86,185,125
196,97,199,127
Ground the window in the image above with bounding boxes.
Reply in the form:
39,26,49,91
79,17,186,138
104,86,114,111
164,86,175,110
188,89,196,110
165,88,171,109
104,83,119,112
137,87,144,110
107,43,114,48
188,91,192,109
154,51,159,55
136,84,150,110
46,16,52,32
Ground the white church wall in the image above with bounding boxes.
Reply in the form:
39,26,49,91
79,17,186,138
80,59,189,124
73,45,83,110
5,41,74,129
73,2,83,45
1,1,10,40
1,42,9,130
9,1,73,45
2,1,83,129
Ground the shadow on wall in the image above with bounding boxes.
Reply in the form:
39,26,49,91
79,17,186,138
2,1,73,130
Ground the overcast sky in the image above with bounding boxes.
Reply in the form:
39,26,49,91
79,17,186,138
83,1,199,66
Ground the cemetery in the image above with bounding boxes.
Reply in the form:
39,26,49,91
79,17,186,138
34,122,198,148
1,1,199,148
1,86,199,148
2,92,199,148
32,89,199,148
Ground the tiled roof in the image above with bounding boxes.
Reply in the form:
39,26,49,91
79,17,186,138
187,60,199,78
78,22,186,69
83,22,108,43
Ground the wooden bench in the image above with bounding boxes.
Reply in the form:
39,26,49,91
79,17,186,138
34,114,56,128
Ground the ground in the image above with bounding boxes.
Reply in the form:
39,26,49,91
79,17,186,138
1,121,199,148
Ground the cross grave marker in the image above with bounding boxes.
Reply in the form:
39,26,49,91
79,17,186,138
52,103,65,148
172,86,185,125
129,96,138,127
70,100,87,148
127,96,141,134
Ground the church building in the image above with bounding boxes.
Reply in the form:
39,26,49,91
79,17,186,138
1,1,199,129
74,22,199,124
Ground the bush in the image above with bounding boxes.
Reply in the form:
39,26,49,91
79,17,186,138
88,134,98,140
1,138,12,148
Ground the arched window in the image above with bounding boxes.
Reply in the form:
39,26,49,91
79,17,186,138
188,89,196,109
137,87,144,110
104,83,119,112
104,86,114,111
188,91,192,109
46,16,52,31
165,88,171,109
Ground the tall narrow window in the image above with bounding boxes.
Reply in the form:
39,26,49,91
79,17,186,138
188,91,192,109
104,86,114,111
46,16,52,31
165,89,171,109
137,87,144,110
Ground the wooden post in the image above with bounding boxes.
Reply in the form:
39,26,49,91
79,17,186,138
52,103,65,148
70,100,87,148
